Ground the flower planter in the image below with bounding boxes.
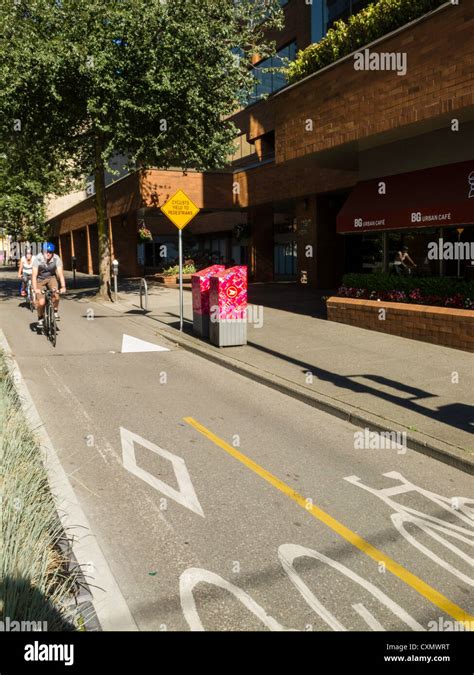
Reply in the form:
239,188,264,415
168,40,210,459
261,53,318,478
327,297,474,352
154,274,193,286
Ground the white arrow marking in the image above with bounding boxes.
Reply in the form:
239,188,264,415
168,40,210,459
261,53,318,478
120,427,204,517
121,334,170,353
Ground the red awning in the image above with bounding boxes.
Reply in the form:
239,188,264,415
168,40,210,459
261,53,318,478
337,160,474,233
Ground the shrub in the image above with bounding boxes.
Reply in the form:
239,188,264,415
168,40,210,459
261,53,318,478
287,0,446,83
338,273,474,310
161,263,196,276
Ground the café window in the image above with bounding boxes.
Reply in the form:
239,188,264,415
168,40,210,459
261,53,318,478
345,226,474,278
345,232,384,274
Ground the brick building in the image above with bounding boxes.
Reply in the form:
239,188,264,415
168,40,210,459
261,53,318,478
48,0,474,286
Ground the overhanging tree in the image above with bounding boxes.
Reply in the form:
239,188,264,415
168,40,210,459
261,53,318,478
0,144,74,244
0,0,283,298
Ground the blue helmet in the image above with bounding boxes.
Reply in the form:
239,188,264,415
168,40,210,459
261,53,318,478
43,242,55,253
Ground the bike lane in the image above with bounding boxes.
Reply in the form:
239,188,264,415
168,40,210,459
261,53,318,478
0,274,472,632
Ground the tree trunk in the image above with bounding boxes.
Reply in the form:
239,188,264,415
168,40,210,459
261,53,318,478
94,133,111,299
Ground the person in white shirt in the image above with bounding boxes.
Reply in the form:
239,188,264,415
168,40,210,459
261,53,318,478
18,248,34,297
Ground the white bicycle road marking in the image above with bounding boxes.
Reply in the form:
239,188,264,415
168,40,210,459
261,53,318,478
180,568,292,632
179,544,423,632
120,427,204,517
121,334,170,353
391,513,473,587
279,544,424,632
344,472,473,585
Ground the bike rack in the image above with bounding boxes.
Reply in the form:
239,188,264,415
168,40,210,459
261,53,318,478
139,277,148,312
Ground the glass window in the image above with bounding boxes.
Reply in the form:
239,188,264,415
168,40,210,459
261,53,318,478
274,241,297,279
345,232,384,274
248,41,297,105
326,0,373,32
229,133,257,163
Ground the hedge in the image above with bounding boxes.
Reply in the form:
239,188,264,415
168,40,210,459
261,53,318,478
338,273,474,310
287,0,447,84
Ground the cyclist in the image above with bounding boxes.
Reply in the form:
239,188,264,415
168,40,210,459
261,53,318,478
18,248,34,297
32,243,66,329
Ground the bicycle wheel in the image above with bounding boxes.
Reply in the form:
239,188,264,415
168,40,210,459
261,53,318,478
48,301,57,347
28,284,34,311
42,304,48,335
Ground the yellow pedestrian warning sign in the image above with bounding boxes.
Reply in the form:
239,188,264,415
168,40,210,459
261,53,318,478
161,189,200,230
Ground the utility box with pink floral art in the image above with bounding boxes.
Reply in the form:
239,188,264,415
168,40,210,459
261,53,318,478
209,266,248,347
192,265,225,338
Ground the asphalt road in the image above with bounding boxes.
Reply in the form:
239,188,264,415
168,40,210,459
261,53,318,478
0,271,472,632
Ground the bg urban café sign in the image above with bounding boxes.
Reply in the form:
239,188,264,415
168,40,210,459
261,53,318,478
337,161,474,233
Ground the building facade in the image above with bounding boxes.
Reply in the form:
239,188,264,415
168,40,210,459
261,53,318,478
48,0,474,287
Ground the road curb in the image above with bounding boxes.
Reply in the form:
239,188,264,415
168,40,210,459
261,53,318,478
156,326,474,476
0,330,138,632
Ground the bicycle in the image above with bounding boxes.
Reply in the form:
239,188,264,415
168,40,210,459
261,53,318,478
25,277,35,312
41,288,58,347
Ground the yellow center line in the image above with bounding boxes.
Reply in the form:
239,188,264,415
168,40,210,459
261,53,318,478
184,416,473,630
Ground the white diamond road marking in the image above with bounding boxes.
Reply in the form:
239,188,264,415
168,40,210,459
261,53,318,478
121,334,170,353
120,427,204,517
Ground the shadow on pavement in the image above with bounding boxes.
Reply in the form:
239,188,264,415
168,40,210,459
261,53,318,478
247,340,473,436
248,282,331,319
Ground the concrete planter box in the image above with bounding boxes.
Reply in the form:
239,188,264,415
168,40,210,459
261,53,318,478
327,297,474,352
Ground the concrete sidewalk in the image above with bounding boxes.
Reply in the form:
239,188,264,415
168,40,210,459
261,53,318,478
66,272,474,470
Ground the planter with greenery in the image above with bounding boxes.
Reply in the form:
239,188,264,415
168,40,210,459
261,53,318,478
287,0,446,84
337,273,474,310
154,262,196,284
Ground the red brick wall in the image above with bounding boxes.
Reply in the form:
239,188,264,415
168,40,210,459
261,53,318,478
234,157,356,207
141,169,234,210
232,0,312,140
112,212,141,277
327,297,474,352
244,3,474,160
50,172,143,236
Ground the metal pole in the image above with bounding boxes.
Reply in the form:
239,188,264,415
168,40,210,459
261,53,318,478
114,272,118,302
179,228,183,332
140,277,148,312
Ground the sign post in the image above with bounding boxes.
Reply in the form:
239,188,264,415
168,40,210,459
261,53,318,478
161,189,200,331
178,229,184,330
